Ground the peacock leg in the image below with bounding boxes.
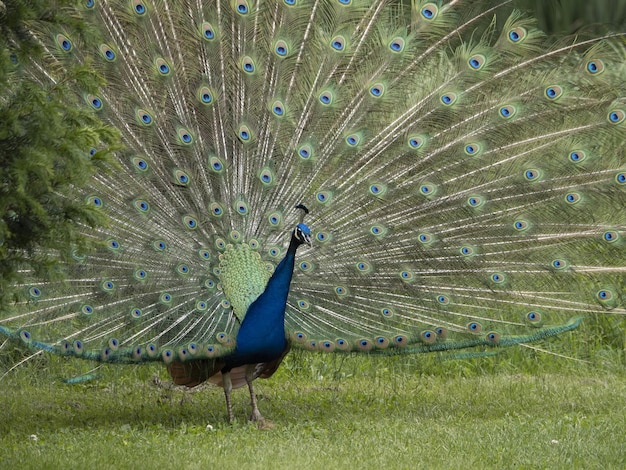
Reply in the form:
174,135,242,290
222,371,234,422
245,365,264,422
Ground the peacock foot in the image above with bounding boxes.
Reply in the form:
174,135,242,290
257,419,273,430
249,408,273,428
249,408,264,422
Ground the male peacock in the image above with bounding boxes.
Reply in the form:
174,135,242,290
0,0,625,423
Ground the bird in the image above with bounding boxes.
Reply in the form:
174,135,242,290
0,0,625,423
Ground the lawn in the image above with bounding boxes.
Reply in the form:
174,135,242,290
1,348,624,469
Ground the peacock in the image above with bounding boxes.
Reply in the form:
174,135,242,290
0,0,625,423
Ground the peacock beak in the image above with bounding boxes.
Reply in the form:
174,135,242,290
303,233,312,247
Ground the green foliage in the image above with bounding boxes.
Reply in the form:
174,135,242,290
513,0,626,34
0,0,120,308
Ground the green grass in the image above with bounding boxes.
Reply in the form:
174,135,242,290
1,349,625,469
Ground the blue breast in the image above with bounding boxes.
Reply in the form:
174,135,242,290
224,239,298,369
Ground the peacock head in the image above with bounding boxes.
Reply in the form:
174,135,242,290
293,203,312,247
294,223,312,247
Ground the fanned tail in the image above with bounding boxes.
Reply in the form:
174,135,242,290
0,0,624,367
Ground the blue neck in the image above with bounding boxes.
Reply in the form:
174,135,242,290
226,235,301,367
